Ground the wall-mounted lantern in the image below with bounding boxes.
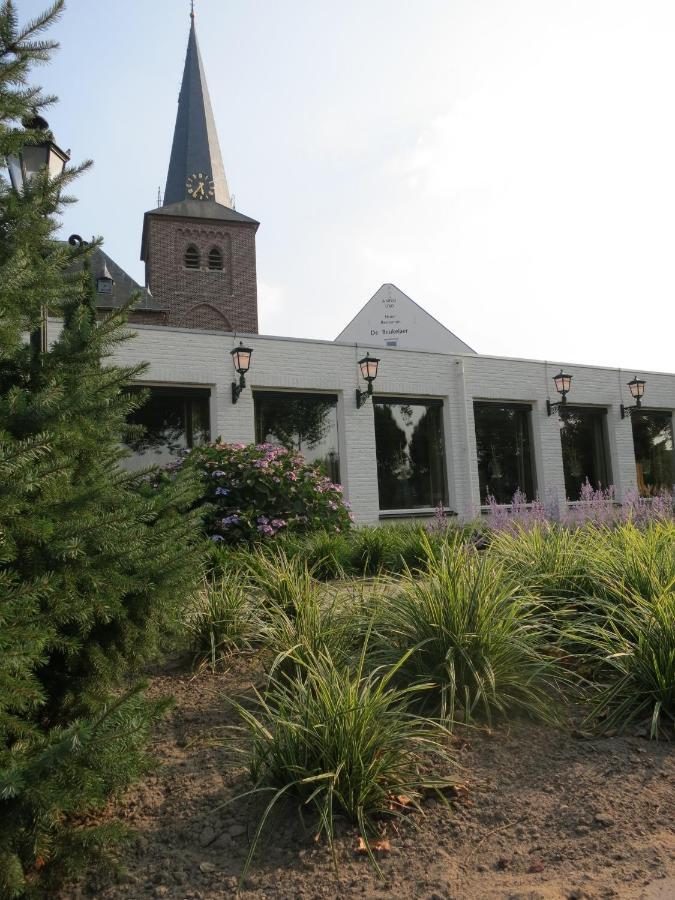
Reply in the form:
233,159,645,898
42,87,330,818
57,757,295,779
356,352,380,408
620,376,646,418
231,341,253,403
546,370,573,416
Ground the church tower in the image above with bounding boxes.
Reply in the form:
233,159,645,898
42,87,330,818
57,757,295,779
140,7,259,333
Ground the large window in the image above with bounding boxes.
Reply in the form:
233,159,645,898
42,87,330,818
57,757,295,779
559,407,610,500
631,411,674,497
474,402,535,504
254,391,340,483
373,399,448,510
124,386,210,468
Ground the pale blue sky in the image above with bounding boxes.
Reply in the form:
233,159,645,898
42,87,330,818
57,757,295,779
17,0,675,372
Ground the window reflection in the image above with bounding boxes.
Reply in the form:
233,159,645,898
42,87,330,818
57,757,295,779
631,411,674,497
124,386,210,468
474,402,535,504
559,407,610,500
254,392,340,483
374,399,448,510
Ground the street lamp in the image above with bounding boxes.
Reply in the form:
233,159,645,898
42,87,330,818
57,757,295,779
546,370,573,416
621,377,646,419
356,352,380,408
5,115,70,192
231,341,253,403
5,116,70,357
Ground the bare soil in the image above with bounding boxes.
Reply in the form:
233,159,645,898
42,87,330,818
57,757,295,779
69,659,674,900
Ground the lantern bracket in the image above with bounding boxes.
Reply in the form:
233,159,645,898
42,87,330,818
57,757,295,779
232,374,247,404
620,400,642,419
356,382,374,409
546,397,568,416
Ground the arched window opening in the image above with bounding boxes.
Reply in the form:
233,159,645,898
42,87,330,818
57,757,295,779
184,245,200,269
208,247,223,271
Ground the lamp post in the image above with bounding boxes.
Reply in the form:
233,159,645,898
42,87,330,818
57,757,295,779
5,115,70,355
356,352,380,408
231,341,253,403
620,377,646,419
6,115,70,192
546,370,573,416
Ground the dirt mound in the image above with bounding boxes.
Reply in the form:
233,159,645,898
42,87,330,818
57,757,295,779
68,663,674,900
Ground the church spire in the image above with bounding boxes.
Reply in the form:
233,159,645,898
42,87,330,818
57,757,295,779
163,10,231,207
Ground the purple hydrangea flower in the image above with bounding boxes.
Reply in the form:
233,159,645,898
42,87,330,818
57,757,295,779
212,470,227,478
215,486,229,496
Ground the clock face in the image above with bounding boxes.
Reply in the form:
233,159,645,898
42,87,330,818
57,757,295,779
186,172,215,200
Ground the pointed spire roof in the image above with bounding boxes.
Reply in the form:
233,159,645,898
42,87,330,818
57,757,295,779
163,11,231,207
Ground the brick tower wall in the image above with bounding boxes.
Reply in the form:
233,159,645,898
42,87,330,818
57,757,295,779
144,214,258,333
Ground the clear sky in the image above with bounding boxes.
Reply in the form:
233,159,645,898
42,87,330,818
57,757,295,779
17,0,675,373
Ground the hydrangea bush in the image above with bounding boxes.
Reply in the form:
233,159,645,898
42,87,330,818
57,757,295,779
179,442,352,544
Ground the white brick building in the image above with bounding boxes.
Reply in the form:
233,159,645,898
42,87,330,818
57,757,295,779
102,321,674,524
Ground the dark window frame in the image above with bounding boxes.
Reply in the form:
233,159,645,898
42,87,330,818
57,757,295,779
208,246,223,271
373,396,449,512
184,245,200,269
253,389,341,484
473,400,537,505
630,408,674,497
558,404,612,500
123,385,211,468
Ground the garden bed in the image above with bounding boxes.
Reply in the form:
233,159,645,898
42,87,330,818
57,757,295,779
70,659,674,900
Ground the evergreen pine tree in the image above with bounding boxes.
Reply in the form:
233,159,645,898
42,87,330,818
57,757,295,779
0,2,204,893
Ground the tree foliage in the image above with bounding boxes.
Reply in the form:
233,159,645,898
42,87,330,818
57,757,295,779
0,2,204,893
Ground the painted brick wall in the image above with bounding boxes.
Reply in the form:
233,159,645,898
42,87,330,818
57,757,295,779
46,318,675,525
143,215,258,333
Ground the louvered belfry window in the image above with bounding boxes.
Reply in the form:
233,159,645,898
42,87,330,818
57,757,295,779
184,245,200,269
208,247,223,270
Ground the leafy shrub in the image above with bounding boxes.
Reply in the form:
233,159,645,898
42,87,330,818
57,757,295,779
187,576,263,669
234,649,454,878
577,589,675,738
374,535,564,725
181,441,352,545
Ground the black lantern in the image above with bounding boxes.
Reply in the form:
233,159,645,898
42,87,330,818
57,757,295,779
621,376,646,419
96,261,114,295
356,352,380,408
5,115,70,192
231,341,253,403
547,370,573,416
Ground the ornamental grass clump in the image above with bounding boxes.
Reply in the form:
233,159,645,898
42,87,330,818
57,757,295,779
263,587,362,677
581,521,675,607
242,545,317,615
576,589,675,739
187,576,263,669
374,535,565,725
489,523,591,606
233,649,454,878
